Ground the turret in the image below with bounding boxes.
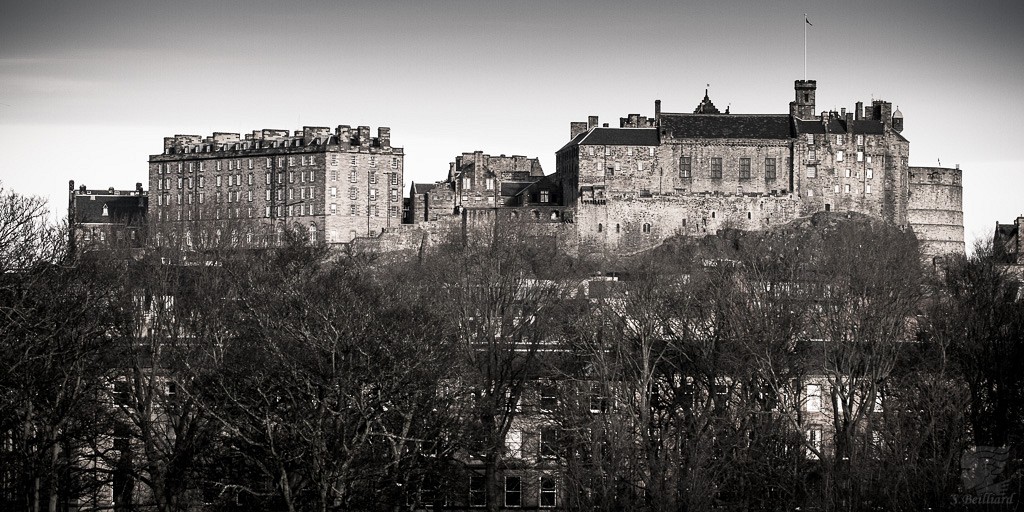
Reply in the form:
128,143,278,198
790,80,817,119
892,107,904,133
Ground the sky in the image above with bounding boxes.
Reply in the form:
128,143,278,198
1,0,1022,250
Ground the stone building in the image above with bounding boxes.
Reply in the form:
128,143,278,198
68,181,148,252
551,79,964,260
147,125,403,248
995,215,1024,266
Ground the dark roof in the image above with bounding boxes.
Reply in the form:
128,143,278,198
556,131,589,153
660,114,792,139
501,181,536,197
579,128,660,146
74,194,148,224
412,183,434,195
847,120,885,135
693,90,722,114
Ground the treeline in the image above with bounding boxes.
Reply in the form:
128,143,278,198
1,186,1023,512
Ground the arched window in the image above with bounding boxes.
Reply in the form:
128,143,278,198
598,223,603,233
101,204,109,216
309,222,317,243
642,223,652,233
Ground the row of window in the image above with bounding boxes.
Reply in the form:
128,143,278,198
596,222,652,234
155,155,400,175
325,204,400,217
155,203,323,221
586,145,657,157
804,184,873,197
806,166,875,179
806,134,867,147
490,475,555,508
679,157,778,180
461,177,496,190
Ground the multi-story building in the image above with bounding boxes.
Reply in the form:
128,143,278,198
549,79,962,260
148,125,403,248
68,181,148,252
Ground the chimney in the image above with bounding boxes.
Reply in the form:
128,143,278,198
655,99,662,123
570,121,588,139
378,127,391,149
136,182,143,193
588,116,599,129
855,102,863,120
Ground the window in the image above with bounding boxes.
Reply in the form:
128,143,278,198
808,149,816,161
369,156,377,168
349,187,358,200
330,203,337,215
289,171,295,183
469,476,486,508
739,158,751,179
462,177,469,189
836,150,844,162
845,168,852,178
540,476,556,508
540,428,558,458
865,184,872,194
806,134,814,145
390,173,398,185
486,178,494,190
603,146,610,156
247,159,253,169
248,173,254,185
833,184,840,194
856,134,864,147
844,184,850,194
710,157,722,179
807,166,817,178
642,223,651,233
637,161,644,171
504,477,522,507
540,384,557,411
627,146,633,156
836,134,845,145
805,384,821,412
539,191,550,203
216,161,222,171
330,186,337,198
866,168,874,179
199,176,205,188
391,157,399,169
857,151,864,162
680,156,692,178
288,157,295,166
506,429,523,458
806,427,822,459
369,189,377,201
765,158,777,180
648,147,655,157
349,169,357,182
597,223,603,233
350,204,359,216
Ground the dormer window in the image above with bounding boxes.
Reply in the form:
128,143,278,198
101,204,108,216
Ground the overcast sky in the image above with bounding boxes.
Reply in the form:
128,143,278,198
1,0,1021,249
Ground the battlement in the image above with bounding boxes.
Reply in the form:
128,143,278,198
909,166,962,186
158,124,398,157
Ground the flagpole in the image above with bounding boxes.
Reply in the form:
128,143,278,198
803,13,807,80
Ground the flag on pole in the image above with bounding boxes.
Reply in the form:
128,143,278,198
805,15,812,26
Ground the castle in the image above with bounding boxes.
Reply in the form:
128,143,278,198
72,78,964,261
403,79,964,260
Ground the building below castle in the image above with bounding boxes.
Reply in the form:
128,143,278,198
147,125,403,248
68,182,148,251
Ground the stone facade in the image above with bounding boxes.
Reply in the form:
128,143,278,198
908,166,965,259
148,125,403,247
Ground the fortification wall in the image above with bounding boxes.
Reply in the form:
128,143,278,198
908,166,964,258
575,193,800,256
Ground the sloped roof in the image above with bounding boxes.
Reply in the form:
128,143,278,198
500,181,536,197
412,183,435,195
579,128,660,146
660,114,792,139
74,194,148,224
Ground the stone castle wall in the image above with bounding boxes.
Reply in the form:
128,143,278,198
908,166,965,257
574,193,800,256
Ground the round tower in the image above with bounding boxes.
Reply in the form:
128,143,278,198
908,166,964,259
